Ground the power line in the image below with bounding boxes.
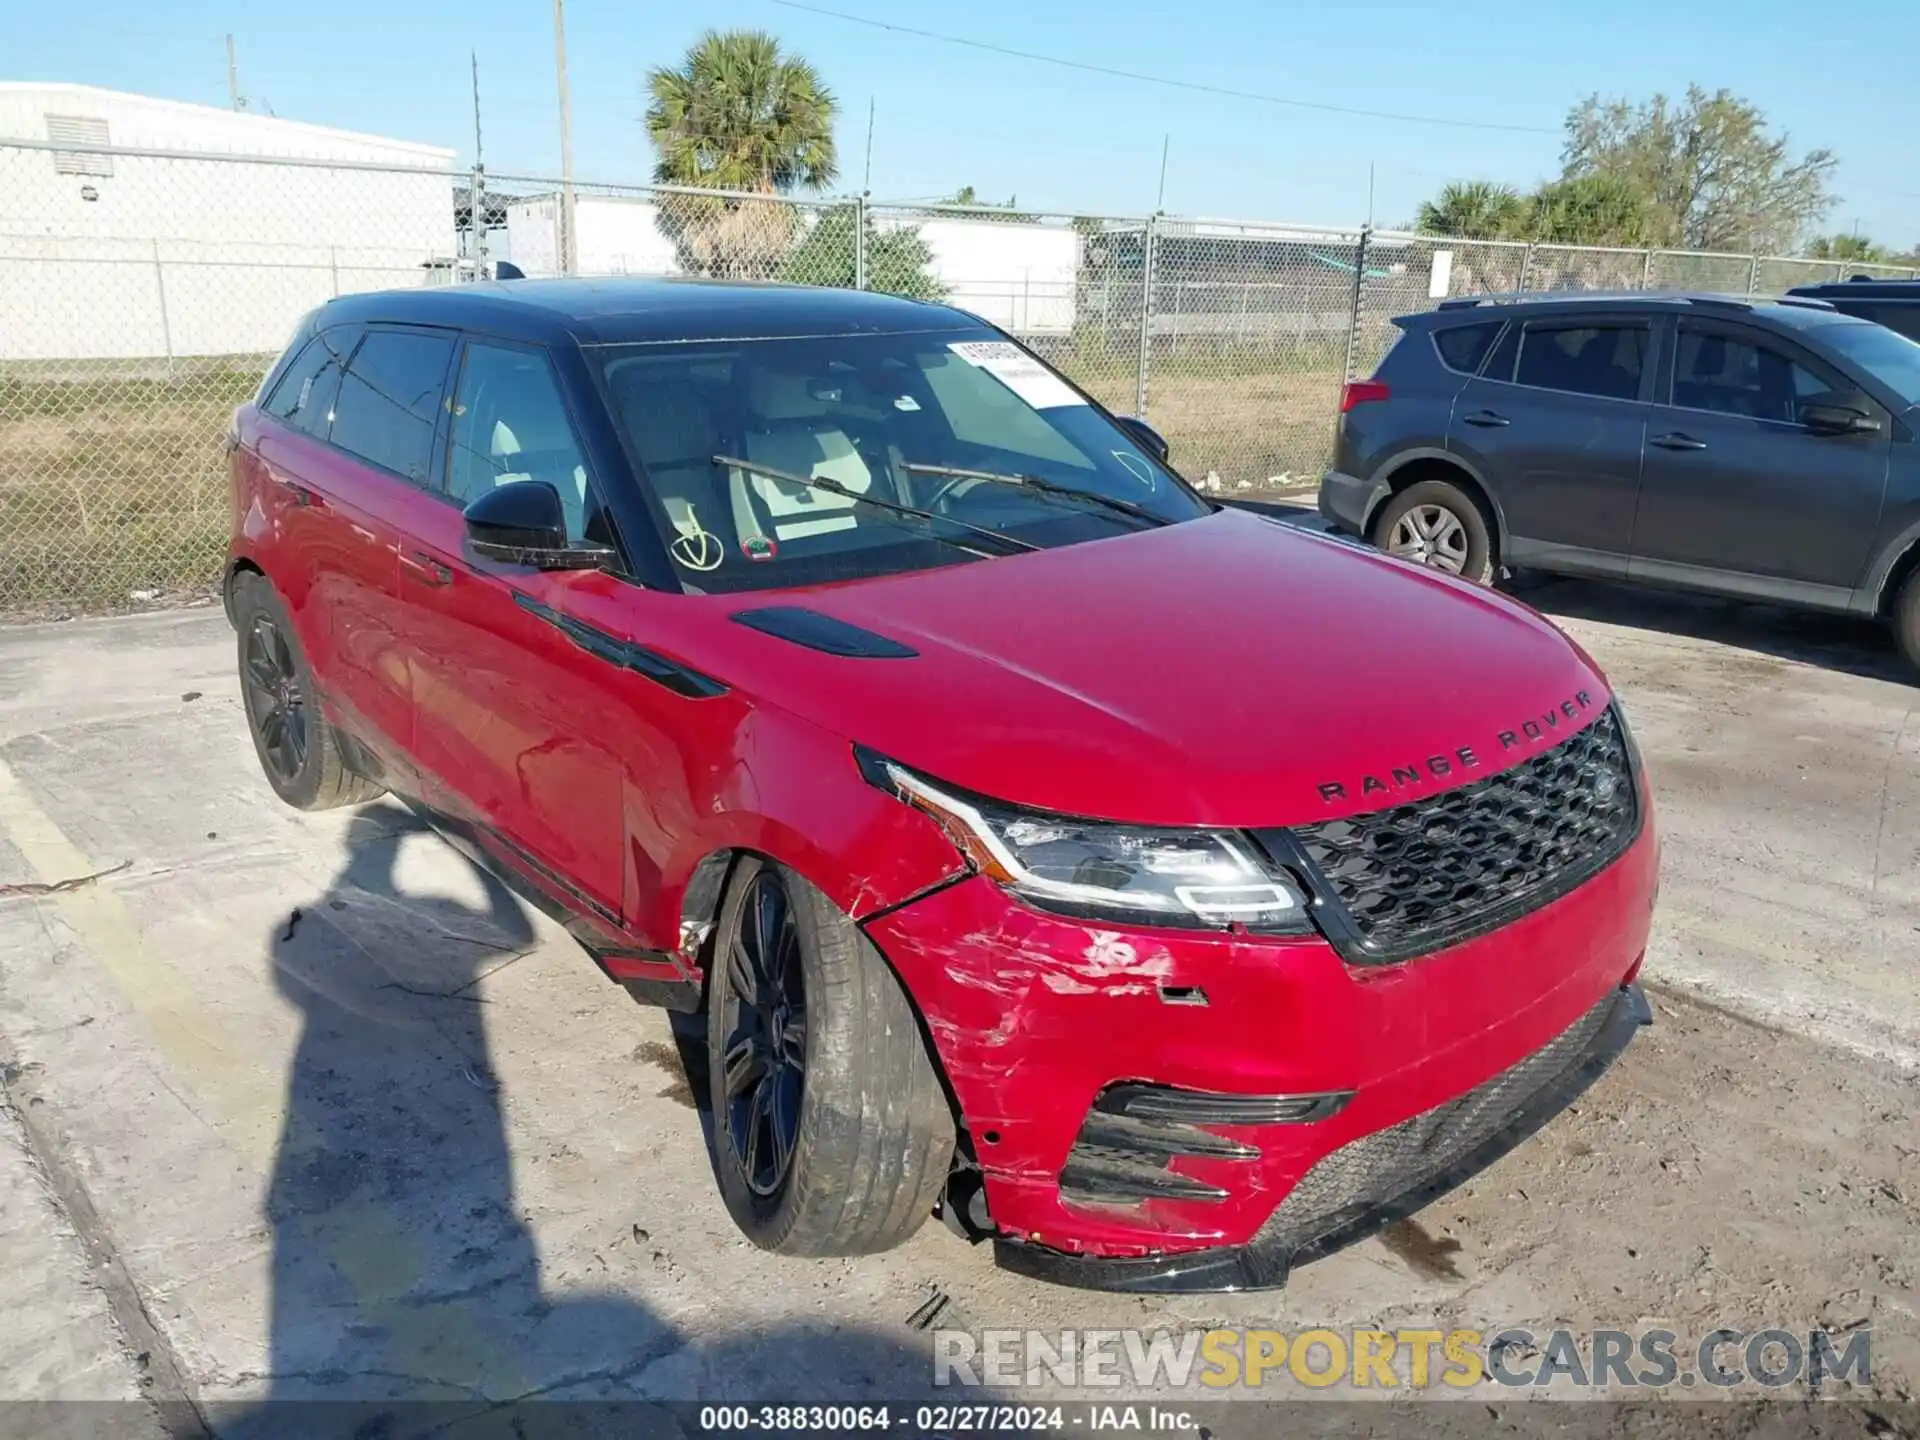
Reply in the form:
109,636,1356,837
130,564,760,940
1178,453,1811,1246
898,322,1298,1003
769,0,1560,136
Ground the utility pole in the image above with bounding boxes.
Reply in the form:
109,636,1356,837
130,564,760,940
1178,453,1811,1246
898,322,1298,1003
552,0,577,275
862,96,875,194
226,34,242,110
1155,134,1170,212
470,51,489,280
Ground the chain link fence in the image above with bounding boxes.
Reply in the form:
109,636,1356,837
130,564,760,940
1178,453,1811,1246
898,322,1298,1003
4,133,1918,616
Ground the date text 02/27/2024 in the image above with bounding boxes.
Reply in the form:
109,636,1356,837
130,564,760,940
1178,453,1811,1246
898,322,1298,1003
694,1404,1199,1433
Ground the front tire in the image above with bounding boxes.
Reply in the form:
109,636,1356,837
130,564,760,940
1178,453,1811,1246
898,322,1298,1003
1371,479,1494,584
233,573,384,811
706,856,954,1256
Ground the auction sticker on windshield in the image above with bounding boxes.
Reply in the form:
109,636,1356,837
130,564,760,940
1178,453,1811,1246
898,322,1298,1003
949,341,1086,409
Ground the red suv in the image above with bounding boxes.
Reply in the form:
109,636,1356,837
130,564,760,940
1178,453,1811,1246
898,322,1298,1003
227,278,1658,1291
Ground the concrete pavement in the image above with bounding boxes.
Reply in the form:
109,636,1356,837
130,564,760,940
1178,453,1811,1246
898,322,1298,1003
0,595,1915,1431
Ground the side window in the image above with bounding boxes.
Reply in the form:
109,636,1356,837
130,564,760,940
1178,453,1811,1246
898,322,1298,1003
1514,324,1648,401
1432,322,1503,376
328,328,456,484
446,342,596,543
1670,324,1835,424
263,329,353,439
1483,321,1521,382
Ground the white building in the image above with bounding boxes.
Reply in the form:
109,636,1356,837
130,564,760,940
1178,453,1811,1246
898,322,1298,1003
504,194,1080,336
0,83,458,361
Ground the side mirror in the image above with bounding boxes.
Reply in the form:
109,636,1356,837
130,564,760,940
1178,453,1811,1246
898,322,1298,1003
463,481,613,570
1798,390,1882,437
1113,415,1169,463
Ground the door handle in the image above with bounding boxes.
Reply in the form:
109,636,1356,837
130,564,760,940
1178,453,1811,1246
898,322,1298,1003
266,471,320,508
1650,432,1708,451
400,552,455,587
1462,410,1510,428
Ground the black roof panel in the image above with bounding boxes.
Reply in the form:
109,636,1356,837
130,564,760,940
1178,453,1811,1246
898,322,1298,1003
313,277,985,346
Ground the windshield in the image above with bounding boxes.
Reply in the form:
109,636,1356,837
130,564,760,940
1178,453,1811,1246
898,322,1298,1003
594,328,1209,592
1812,317,1920,408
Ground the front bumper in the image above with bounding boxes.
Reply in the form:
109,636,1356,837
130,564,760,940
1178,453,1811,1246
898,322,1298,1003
994,981,1651,1292
1317,469,1386,535
860,821,1658,1290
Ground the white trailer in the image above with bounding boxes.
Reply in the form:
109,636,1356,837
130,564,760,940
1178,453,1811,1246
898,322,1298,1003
0,83,457,361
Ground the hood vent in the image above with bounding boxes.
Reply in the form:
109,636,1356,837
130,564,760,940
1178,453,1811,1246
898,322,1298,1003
729,606,918,659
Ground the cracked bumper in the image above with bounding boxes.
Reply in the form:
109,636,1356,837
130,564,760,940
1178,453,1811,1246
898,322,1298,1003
861,824,1658,1289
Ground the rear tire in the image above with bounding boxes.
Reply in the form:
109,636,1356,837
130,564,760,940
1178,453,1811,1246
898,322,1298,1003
1894,569,1920,678
233,573,384,812
706,856,955,1257
1371,479,1494,584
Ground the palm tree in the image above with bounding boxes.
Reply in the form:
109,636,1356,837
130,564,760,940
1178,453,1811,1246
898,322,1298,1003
645,30,837,194
1415,181,1527,241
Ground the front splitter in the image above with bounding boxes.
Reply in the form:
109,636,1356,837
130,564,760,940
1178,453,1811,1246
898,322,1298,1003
992,982,1654,1294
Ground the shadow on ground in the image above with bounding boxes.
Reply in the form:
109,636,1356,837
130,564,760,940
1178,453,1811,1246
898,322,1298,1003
1239,497,1911,687
210,803,960,1438
1514,574,1911,685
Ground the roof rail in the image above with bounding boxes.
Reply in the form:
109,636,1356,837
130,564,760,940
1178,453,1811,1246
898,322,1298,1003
1432,289,1836,316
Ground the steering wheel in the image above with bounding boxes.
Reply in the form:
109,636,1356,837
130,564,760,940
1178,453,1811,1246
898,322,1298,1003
926,473,993,512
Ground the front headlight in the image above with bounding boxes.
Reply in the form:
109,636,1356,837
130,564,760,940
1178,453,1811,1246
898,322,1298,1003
860,750,1311,933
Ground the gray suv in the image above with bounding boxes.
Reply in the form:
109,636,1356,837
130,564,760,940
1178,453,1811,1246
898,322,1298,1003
1318,292,1920,672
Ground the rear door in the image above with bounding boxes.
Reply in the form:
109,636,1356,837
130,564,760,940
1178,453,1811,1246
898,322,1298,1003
304,324,459,771
1448,314,1655,575
250,327,356,687
402,336,630,925
1628,316,1891,602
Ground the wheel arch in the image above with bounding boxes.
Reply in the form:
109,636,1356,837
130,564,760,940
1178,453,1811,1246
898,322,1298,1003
222,555,267,627
1372,451,1507,564
696,841,974,1164
1867,525,1920,616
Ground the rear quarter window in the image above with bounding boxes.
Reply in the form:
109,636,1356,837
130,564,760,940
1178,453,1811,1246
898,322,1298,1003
1431,322,1504,375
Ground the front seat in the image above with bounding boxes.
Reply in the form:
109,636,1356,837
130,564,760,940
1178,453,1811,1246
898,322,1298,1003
484,393,590,540
733,369,875,551
613,377,732,573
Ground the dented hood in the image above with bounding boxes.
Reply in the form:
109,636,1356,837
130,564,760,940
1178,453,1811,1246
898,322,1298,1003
719,507,1612,827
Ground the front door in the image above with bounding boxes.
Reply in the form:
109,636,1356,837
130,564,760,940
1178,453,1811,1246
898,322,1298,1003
402,338,630,926
1449,316,1655,576
1629,317,1891,602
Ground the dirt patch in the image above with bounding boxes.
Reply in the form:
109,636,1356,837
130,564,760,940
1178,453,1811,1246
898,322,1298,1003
632,1038,699,1111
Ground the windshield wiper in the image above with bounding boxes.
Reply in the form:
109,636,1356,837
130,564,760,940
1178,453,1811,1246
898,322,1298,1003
712,455,1039,557
901,463,1171,529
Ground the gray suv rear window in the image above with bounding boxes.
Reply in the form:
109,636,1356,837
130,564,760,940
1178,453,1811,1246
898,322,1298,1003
1432,322,1503,375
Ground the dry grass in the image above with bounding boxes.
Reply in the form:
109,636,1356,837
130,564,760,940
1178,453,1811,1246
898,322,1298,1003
0,349,1337,616
0,362,265,615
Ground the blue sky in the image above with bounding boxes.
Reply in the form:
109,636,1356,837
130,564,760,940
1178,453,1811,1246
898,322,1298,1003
7,0,1918,247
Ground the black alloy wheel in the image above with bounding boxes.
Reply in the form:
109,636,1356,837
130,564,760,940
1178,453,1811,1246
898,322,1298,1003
717,866,809,1199
242,613,309,784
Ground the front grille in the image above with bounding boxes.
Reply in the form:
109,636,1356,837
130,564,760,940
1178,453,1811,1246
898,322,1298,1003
1285,707,1638,963
1252,987,1622,1257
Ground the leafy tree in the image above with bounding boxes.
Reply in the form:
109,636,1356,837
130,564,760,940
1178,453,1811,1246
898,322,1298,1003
944,186,1038,222
644,30,838,278
1414,181,1527,240
780,204,944,300
1560,86,1836,253
1522,174,1658,246
1806,233,1884,263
